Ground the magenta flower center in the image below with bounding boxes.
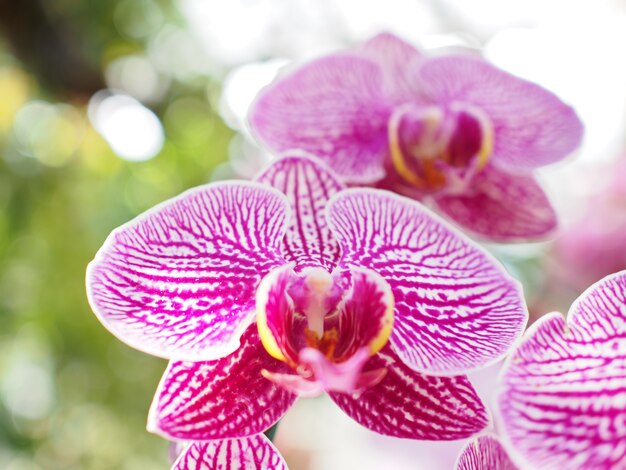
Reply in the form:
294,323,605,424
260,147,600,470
255,265,394,396
388,103,493,193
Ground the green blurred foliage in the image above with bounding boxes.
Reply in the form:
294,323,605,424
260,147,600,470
0,1,233,468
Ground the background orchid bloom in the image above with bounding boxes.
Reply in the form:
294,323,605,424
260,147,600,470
552,156,626,290
455,434,518,470
249,32,584,242
497,270,626,469
87,154,527,455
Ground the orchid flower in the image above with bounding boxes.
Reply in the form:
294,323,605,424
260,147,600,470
497,270,626,469
86,154,527,462
455,434,518,470
249,32,584,242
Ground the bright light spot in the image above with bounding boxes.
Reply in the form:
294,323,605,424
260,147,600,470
420,32,481,51
177,0,346,67
219,59,288,131
178,0,441,66
89,91,164,162
148,26,212,79
12,100,83,167
105,55,167,103
0,67,31,131
485,23,626,164
329,0,436,43
436,0,543,33
1,360,54,420
227,134,273,179
178,0,276,66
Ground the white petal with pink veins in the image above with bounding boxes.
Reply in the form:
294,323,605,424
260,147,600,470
498,271,626,469
327,188,527,375
87,181,289,361
256,154,345,272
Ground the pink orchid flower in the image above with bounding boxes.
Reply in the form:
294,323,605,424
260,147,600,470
249,32,584,242
497,270,626,469
87,154,527,467
456,434,518,470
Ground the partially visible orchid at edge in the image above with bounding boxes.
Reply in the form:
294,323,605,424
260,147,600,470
249,32,584,242
451,271,626,470
451,273,626,470
86,154,527,468
496,270,626,469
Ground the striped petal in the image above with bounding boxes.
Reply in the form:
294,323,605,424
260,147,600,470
327,188,527,374
455,435,518,470
330,345,488,440
255,154,345,272
87,182,289,361
434,165,557,242
358,32,423,103
173,435,287,470
148,327,296,441
416,55,583,170
249,54,391,184
497,271,626,469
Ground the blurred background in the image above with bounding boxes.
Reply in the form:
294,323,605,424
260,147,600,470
0,0,625,469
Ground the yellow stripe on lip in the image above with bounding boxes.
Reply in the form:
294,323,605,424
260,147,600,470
389,104,494,188
388,106,445,188
476,112,494,170
355,268,395,357
256,265,293,363
449,102,494,171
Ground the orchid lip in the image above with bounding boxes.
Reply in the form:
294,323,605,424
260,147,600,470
388,102,494,193
255,264,395,395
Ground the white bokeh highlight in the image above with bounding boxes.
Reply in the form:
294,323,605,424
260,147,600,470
88,91,164,162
